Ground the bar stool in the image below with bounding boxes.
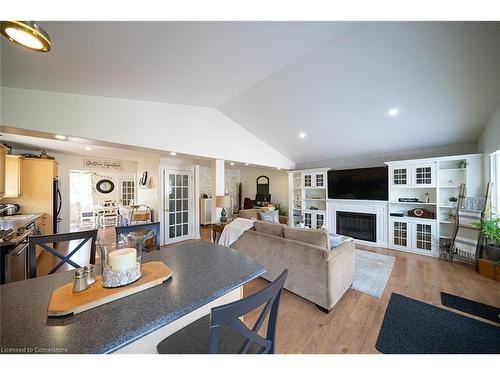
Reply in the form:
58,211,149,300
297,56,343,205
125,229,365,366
157,270,288,354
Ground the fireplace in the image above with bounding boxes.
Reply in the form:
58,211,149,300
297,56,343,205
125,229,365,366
336,211,376,242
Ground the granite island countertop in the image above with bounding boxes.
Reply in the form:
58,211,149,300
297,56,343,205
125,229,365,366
0,240,265,354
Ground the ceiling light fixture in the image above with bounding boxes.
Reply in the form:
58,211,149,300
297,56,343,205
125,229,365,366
387,108,399,117
277,168,281,170
170,152,177,156
230,162,235,166
298,132,306,139
245,163,249,166
1,21,51,52
54,135,66,140
84,146,92,151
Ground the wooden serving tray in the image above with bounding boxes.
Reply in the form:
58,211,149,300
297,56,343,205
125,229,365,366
47,261,173,317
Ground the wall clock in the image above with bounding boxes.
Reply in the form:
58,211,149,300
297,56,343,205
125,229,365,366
96,179,114,194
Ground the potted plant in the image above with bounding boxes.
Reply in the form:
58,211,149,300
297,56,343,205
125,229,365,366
274,202,288,217
473,209,500,261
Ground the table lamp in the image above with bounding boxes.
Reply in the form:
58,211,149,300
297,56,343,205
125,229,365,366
215,195,231,223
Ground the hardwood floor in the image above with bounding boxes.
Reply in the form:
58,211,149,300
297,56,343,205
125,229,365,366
242,244,500,353
36,225,500,354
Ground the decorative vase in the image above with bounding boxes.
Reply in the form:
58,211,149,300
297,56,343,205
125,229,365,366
98,233,144,288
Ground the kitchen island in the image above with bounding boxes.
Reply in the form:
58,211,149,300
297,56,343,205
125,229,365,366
0,240,265,354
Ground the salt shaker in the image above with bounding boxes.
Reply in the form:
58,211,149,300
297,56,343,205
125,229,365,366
72,268,88,293
84,265,96,286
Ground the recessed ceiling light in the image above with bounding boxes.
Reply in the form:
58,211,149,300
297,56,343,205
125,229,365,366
298,132,306,139
277,168,281,170
170,152,177,156
84,146,92,151
245,163,249,166
54,135,66,140
388,108,399,117
0,21,51,52
230,162,235,166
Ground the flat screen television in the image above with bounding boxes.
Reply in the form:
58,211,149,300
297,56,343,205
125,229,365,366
328,167,388,201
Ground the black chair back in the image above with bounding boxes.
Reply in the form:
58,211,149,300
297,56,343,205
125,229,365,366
115,222,161,250
28,230,98,278
209,269,288,354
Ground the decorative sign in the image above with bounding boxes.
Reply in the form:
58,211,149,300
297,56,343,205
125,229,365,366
83,158,122,170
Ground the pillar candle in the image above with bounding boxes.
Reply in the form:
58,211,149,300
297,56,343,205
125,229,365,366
109,248,137,272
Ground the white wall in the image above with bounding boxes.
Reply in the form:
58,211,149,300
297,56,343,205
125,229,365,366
136,155,161,221
295,142,478,170
1,87,295,169
478,100,500,184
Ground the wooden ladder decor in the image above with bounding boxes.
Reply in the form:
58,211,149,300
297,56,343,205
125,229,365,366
448,183,492,270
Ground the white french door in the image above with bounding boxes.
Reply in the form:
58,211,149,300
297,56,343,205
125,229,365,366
164,170,193,244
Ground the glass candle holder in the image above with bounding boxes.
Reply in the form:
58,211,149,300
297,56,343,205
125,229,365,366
99,233,143,288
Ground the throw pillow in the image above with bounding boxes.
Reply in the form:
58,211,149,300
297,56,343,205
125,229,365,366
329,234,343,248
260,210,279,223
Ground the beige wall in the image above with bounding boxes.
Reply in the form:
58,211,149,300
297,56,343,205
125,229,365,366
238,166,288,212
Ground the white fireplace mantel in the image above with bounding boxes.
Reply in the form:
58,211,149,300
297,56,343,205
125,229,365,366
327,199,388,247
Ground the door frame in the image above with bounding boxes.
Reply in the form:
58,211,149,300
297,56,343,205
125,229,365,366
160,168,195,245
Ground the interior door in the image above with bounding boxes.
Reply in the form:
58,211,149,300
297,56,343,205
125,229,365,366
164,170,193,244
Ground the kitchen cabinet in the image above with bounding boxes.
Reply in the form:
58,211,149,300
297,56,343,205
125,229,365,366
4,155,22,197
0,145,6,199
7,158,58,235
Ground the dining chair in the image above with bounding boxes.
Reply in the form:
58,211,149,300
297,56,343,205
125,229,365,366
28,230,98,278
76,201,96,229
99,209,119,228
157,270,288,354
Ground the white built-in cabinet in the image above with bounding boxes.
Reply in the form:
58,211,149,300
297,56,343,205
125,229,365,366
288,168,329,228
386,153,482,257
389,162,436,188
389,217,438,256
303,172,326,188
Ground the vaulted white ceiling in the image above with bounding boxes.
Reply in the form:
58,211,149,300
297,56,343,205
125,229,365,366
2,21,500,164
1,21,354,107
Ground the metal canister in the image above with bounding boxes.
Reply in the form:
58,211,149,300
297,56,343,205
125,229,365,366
72,268,88,293
84,265,96,286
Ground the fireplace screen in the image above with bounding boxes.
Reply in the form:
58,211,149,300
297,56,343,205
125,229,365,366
336,211,376,242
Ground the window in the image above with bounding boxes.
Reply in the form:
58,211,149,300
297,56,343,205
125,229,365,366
491,153,500,209
121,179,135,206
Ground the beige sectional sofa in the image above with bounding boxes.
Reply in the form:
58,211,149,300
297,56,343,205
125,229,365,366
231,220,355,312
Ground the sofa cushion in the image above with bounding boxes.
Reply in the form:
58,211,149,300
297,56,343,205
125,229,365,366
283,227,330,250
238,207,274,221
254,220,286,237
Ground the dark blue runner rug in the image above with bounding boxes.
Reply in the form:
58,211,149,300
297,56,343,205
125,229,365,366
376,293,500,354
441,292,500,324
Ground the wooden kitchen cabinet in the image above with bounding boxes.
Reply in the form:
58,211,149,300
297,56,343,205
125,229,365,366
4,155,23,197
7,158,58,234
0,145,6,199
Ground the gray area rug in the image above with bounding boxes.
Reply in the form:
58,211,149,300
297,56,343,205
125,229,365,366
352,250,395,298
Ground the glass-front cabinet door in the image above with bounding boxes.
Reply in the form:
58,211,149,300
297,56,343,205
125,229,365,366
304,212,312,228
314,173,326,188
390,166,411,187
389,218,412,251
412,220,437,255
411,163,436,187
315,212,325,229
303,173,313,188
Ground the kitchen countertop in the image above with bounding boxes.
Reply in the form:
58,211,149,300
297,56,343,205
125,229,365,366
0,213,45,247
0,240,265,354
